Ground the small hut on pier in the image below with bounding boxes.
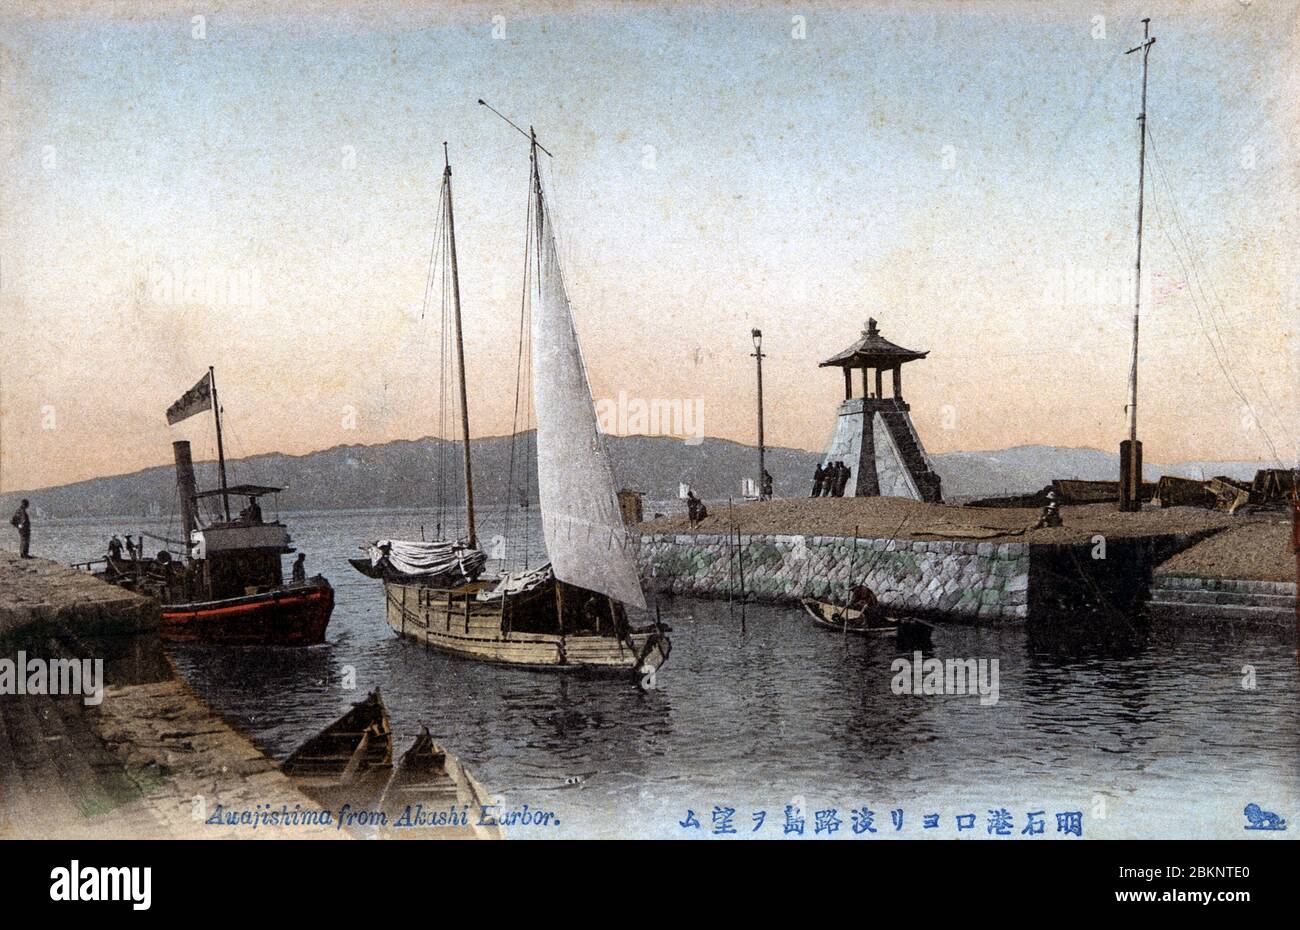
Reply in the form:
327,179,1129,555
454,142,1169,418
818,318,943,502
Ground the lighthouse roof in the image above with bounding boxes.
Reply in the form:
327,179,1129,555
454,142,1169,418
819,318,929,368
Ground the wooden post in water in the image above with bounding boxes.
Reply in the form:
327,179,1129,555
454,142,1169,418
845,525,857,650
726,498,736,624
736,521,747,636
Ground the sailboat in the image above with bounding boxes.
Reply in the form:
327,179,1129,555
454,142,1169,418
349,145,487,588
379,119,670,676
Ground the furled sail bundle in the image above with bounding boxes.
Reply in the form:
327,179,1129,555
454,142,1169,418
354,539,486,585
369,539,485,576
475,563,554,602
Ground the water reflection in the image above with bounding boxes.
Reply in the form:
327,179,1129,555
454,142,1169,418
34,508,1300,837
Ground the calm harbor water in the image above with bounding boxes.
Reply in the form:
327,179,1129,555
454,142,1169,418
28,507,1300,839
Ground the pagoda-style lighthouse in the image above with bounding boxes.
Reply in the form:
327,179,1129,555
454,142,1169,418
818,318,942,502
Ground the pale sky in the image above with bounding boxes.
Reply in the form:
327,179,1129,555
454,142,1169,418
1,0,1296,492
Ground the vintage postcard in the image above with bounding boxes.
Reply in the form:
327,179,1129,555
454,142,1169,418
0,0,1295,899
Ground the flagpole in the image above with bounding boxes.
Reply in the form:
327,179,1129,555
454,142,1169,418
209,365,231,522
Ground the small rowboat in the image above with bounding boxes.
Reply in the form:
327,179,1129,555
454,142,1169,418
801,597,933,647
282,689,393,811
378,727,504,840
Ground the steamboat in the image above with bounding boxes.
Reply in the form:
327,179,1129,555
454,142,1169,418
88,369,334,645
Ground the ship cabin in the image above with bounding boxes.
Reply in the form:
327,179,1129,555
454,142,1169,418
190,484,294,600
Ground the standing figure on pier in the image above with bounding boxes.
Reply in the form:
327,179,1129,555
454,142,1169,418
107,535,123,562
9,499,31,558
811,463,826,497
686,489,708,526
761,469,773,501
835,462,851,497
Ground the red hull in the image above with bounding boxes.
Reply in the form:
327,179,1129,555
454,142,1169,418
161,582,334,646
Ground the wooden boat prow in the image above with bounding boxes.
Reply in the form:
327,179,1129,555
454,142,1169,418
379,726,504,840
282,689,393,811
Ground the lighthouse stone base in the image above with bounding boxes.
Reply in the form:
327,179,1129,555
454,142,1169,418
821,397,943,503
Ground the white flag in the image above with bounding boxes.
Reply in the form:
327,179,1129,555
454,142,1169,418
166,372,213,425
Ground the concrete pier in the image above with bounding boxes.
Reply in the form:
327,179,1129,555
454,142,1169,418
0,554,339,839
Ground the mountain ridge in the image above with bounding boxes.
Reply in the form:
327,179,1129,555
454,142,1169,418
0,433,1273,520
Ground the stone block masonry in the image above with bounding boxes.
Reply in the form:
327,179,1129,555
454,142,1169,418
638,532,1031,622
0,553,159,639
0,553,338,838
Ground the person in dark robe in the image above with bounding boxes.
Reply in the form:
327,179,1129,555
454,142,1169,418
581,596,605,634
825,463,840,497
686,490,705,526
107,534,123,561
125,535,138,560
834,462,852,497
291,552,307,584
811,464,825,497
761,469,773,501
10,499,31,558
240,496,263,524
1032,491,1063,529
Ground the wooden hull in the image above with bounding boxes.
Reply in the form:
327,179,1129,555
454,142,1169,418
801,598,933,645
283,690,393,811
161,580,334,646
385,581,671,675
378,728,503,840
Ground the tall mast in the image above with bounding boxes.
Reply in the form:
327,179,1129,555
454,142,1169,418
209,365,231,522
443,143,476,548
1120,18,1156,512
530,128,544,268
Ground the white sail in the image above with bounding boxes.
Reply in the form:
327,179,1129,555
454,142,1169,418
531,171,647,610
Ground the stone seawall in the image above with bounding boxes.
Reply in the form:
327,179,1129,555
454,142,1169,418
1147,575,1297,624
0,554,338,839
637,533,1030,622
0,553,159,639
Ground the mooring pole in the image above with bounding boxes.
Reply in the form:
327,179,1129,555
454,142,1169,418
751,329,766,500
1120,18,1156,512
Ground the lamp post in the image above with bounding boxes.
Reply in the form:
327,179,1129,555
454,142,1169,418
751,329,767,500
